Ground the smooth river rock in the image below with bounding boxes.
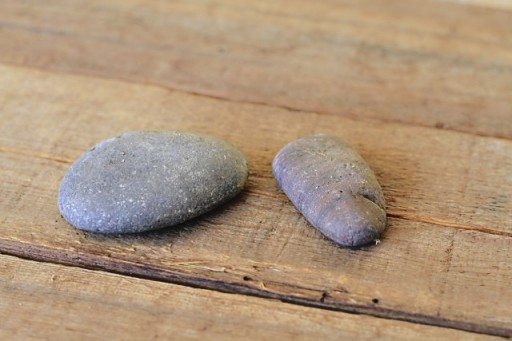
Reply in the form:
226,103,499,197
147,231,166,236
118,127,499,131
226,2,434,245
273,135,386,247
58,131,248,233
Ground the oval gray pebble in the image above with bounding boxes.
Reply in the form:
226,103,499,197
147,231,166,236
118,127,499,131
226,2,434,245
58,131,248,234
273,135,386,247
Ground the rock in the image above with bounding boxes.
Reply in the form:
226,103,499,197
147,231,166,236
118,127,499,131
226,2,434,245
58,131,248,233
272,135,386,247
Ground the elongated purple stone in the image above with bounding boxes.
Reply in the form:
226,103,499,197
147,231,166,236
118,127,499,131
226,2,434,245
273,135,386,247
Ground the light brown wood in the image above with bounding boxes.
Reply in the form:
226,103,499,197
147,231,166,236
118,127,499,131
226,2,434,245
0,64,511,337
0,0,511,138
1,64,512,235
440,0,512,10
1,254,498,341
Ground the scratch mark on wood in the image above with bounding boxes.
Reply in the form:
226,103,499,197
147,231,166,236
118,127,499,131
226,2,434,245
0,146,73,164
388,211,512,238
436,230,457,317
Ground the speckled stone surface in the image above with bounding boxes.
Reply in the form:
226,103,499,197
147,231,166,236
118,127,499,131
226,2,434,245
273,135,386,247
58,131,248,233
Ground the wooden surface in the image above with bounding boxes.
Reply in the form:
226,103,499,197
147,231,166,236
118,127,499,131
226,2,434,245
1,0,512,138
3,254,502,341
0,0,511,339
444,0,512,9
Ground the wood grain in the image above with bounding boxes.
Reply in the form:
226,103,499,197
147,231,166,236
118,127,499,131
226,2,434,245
0,0,511,138
1,254,499,341
2,64,512,235
440,0,512,10
0,64,511,337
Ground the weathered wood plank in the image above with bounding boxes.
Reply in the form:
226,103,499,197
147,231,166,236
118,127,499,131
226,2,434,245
0,64,511,336
0,0,511,138
1,254,499,341
1,64,511,235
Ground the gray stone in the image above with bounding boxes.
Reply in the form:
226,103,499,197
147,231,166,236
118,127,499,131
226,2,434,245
273,135,386,247
58,131,248,233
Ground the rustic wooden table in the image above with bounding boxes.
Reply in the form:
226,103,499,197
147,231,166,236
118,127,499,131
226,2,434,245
1,0,511,339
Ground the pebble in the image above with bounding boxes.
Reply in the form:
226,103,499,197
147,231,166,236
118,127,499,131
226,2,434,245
58,131,248,233
273,135,386,247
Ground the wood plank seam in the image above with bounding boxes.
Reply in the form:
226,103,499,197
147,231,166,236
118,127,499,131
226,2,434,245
1,253,502,341
1,240,511,338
